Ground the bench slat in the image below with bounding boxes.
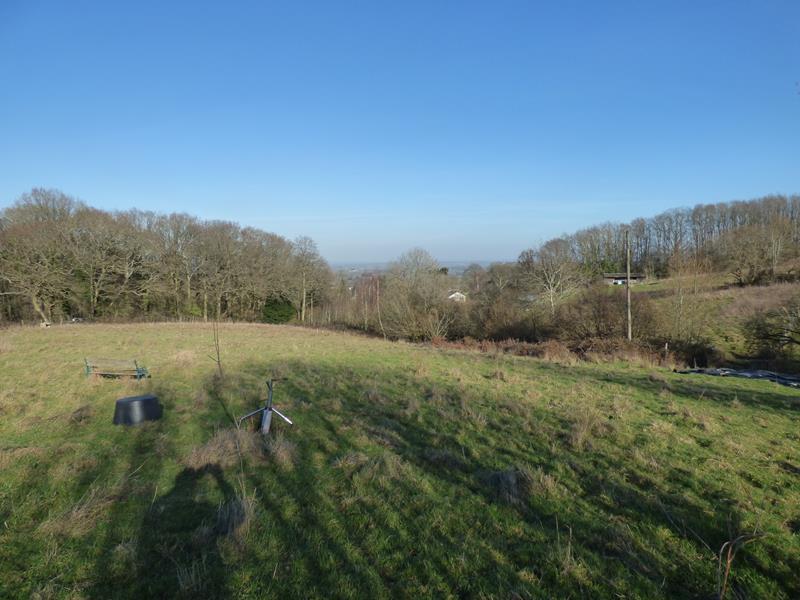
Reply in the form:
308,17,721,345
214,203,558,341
85,357,149,380
86,358,139,368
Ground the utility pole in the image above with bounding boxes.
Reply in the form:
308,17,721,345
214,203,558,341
626,228,632,341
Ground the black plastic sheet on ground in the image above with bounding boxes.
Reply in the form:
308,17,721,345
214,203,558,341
675,368,800,389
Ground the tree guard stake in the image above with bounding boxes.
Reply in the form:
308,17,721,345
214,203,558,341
238,378,293,434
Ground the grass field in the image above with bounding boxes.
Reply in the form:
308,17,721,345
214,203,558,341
1,323,799,598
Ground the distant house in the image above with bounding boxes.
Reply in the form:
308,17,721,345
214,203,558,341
448,291,467,302
602,272,646,285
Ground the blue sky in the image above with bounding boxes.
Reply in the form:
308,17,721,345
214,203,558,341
0,1,798,262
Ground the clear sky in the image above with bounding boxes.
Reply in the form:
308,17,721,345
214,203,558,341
0,1,798,263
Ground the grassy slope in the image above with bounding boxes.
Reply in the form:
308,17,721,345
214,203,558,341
637,277,800,366
0,323,798,599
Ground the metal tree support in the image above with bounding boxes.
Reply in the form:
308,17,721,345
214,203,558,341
238,378,293,434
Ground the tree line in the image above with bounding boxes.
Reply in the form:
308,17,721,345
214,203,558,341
0,189,330,324
2,189,799,363
315,194,800,365
554,194,800,283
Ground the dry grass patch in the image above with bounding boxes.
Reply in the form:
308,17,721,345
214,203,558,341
216,485,257,540
719,281,800,318
539,340,578,365
610,396,633,419
332,451,370,473
404,395,421,418
529,466,564,499
482,465,563,505
693,413,718,433
489,369,508,382
0,446,47,470
184,428,266,469
363,387,387,404
647,419,676,439
568,408,614,451
724,439,745,455
264,432,297,470
39,484,118,538
338,451,418,490
69,405,92,425
51,453,100,483
632,447,661,472
172,350,197,366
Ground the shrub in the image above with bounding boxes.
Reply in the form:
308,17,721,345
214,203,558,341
261,298,295,324
742,296,800,359
555,284,657,342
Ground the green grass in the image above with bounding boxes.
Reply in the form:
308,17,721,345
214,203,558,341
1,323,799,598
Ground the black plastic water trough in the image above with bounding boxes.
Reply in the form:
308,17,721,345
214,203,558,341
113,394,163,425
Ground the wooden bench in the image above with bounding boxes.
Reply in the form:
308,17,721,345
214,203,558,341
85,358,150,380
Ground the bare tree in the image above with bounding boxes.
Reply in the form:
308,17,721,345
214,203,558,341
291,236,329,323
518,238,584,316
0,190,76,323
382,248,453,340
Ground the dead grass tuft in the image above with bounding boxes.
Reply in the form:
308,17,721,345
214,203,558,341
489,369,507,382
404,396,421,418
610,396,633,419
693,413,718,433
69,405,92,425
539,340,579,365
193,389,211,409
359,452,409,482
112,537,137,565
216,486,257,539
632,448,661,471
172,349,197,366
648,419,675,438
460,394,488,427
184,428,265,469
568,408,613,450
333,451,370,473
265,433,297,470
425,386,450,406
51,453,100,483
337,451,414,490
39,484,117,538
364,388,387,404
528,466,563,498
482,465,561,504
0,446,46,470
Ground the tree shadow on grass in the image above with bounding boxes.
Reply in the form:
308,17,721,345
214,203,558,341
218,356,799,599
586,365,799,415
